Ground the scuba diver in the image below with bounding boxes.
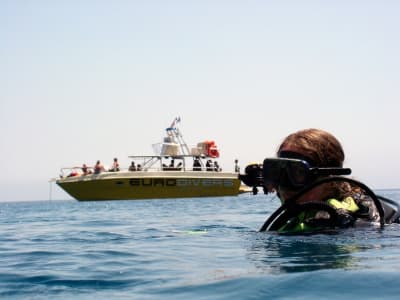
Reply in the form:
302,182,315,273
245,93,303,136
240,128,400,235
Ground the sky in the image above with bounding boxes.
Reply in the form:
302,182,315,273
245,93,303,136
1,1,399,201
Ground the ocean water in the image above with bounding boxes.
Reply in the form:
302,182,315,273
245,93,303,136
1,190,400,299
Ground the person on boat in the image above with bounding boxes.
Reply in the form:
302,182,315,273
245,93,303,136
109,158,120,172
81,164,91,175
67,170,79,177
206,159,213,171
129,161,136,171
94,160,105,174
164,159,175,170
214,161,221,172
234,159,240,173
257,128,400,234
136,164,142,171
193,157,202,171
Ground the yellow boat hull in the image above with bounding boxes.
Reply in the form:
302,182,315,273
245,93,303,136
56,171,241,201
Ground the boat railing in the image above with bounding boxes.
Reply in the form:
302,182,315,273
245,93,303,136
152,143,213,157
59,164,224,179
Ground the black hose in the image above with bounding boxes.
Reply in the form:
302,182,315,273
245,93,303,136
260,176,386,231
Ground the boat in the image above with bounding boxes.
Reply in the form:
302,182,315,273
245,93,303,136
56,117,241,200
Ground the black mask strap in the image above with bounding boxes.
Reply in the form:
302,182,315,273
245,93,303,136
278,151,316,166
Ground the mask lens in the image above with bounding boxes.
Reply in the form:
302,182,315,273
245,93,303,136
263,160,281,185
287,160,309,186
263,158,311,190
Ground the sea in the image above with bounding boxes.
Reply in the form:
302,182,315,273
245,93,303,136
1,189,400,299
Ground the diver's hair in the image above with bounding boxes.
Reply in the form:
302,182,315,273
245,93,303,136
277,128,345,168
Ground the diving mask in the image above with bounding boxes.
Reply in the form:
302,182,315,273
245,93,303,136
262,158,352,190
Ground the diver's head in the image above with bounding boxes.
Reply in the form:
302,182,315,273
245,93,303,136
274,128,346,202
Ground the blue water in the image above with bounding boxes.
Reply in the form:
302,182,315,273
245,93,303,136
1,190,400,299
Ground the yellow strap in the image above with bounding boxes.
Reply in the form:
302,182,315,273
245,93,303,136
327,197,359,212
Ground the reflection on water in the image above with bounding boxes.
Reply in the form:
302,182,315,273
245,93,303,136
245,226,400,273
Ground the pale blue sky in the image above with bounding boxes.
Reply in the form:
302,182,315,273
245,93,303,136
1,1,399,201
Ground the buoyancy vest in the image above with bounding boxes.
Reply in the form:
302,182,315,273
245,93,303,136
276,196,366,234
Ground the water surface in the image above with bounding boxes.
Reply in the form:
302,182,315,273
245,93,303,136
1,190,400,299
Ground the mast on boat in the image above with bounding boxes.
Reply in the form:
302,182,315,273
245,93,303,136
165,116,190,155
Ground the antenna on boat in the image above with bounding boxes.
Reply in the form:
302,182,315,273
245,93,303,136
165,117,190,155
48,178,55,201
